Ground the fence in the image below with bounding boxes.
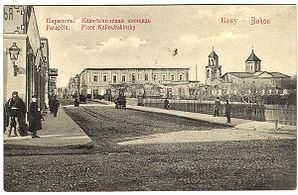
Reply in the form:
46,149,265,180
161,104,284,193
264,104,296,126
142,98,296,126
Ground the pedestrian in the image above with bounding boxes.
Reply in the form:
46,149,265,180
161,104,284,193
4,91,26,137
74,98,80,107
164,98,170,110
213,97,220,117
29,95,42,138
225,99,232,125
49,96,54,114
50,96,60,117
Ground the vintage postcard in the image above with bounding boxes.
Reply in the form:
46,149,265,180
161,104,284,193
2,3,297,192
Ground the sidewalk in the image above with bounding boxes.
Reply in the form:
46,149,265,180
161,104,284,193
3,107,92,147
89,99,296,132
126,105,297,132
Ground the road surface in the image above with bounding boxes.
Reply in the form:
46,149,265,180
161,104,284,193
4,104,296,191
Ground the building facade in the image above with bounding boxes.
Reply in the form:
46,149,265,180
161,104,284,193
49,68,58,96
67,74,80,97
3,6,48,111
77,68,190,98
40,37,50,109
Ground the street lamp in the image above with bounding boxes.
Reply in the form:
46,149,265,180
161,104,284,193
9,42,20,76
9,42,20,61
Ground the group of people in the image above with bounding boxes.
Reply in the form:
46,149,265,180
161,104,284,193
163,97,232,124
4,91,60,138
213,97,232,125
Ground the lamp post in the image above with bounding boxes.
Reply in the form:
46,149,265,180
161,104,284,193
9,42,20,76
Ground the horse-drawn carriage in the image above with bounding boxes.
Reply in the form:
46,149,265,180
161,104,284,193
114,95,126,109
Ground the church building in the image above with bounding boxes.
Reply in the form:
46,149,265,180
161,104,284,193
205,48,291,96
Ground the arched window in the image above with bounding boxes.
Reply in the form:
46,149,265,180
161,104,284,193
153,74,157,81
207,69,210,78
145,73,148,81
113,75,117,83
132,74,135,82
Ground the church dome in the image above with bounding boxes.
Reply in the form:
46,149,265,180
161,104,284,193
246,49,261,61
208,50,218,58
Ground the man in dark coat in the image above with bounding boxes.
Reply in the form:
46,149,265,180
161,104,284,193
5,91,26,137
74,98,80,107
29,95,42,138
49,96,60,117
225,99,232,125
214,97,220,117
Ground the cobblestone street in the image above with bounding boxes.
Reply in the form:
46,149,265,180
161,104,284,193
4,104,296,191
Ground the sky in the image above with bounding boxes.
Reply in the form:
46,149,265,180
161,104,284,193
34,5,296,87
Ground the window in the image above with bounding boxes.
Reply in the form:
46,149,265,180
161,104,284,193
171,75,175,81
145,73,148,81
179,74,183,81
162,75,166,81
122,75,126,82
103,75,107,82
207,70,210,78
94,76,98,82
132,74,135,82
113,75,117,83
153,74,157,81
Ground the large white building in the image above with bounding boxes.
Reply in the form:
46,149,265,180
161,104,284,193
77,67,190,98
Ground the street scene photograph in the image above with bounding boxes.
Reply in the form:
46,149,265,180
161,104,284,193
2,4,297,192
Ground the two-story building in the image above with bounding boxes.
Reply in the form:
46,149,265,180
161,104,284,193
77,67,190,98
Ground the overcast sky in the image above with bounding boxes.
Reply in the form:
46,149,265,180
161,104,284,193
34,5,296,87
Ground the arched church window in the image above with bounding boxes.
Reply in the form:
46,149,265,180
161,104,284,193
207,69,210,78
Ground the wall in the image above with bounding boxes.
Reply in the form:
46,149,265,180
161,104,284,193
142,98,296,126
3,34,28,103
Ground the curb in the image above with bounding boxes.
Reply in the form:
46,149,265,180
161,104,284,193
126,105,234,128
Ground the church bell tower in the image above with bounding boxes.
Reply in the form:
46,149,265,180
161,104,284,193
205,47,222,85
245,47,261,73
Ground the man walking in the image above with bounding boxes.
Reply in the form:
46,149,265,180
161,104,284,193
214,97,220,117
5,91,26,137
49,96,60,117
225,99,232,125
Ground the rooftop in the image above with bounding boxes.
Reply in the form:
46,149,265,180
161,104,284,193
246,49,261,61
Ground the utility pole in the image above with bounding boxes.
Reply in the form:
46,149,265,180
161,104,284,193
195,64,198,84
